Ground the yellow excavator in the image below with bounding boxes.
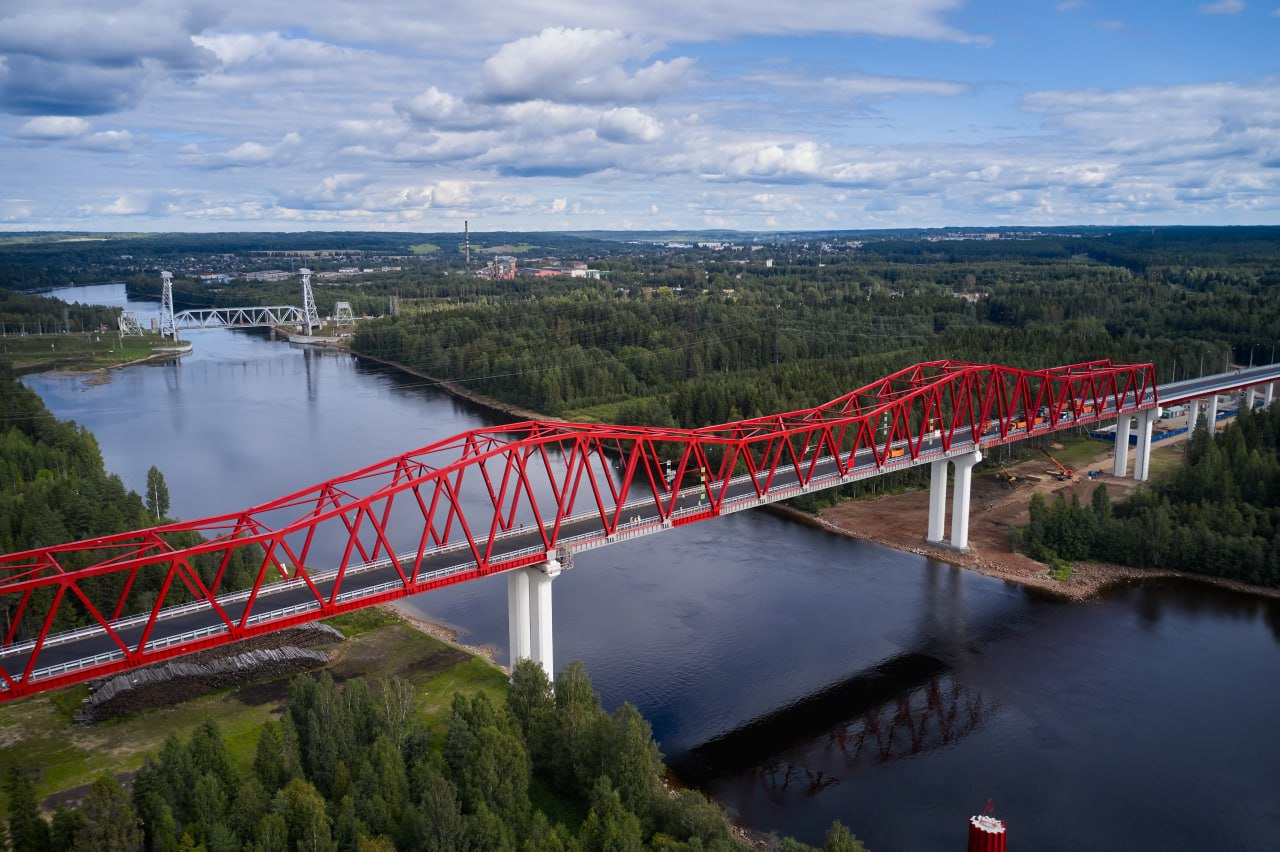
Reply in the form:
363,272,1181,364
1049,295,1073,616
1039,448,1075,482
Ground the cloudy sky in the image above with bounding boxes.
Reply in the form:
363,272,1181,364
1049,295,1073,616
2,0,1278,232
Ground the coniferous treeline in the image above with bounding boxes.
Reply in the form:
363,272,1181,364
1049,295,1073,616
1,290,120,337
2,663,867,852
0,368,259,636
1016,404,1280,587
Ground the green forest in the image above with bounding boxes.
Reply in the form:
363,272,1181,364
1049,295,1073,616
3,663,865,852
347,229,1278,428
1015,405,1280,588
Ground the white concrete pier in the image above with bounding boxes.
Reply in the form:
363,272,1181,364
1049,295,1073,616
926,450,982,551
507,558,562,679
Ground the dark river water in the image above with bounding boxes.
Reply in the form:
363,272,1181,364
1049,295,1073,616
21,285,1280,850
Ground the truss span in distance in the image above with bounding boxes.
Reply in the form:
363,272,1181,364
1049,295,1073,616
169,305,307,331
0,359,1158,701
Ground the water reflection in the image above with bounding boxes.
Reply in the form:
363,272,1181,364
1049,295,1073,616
678,653,995,795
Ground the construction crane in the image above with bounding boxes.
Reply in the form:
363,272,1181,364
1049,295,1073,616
1039,448,1075,482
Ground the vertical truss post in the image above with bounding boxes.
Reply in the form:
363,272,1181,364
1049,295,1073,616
300,268,321,333
159,271,175,339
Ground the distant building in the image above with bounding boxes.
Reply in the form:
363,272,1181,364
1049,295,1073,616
243,270,292,282
527,261,601,280
482,255,517,280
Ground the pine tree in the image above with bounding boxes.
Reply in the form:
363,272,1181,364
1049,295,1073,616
75,775,143,852
3,765,50,852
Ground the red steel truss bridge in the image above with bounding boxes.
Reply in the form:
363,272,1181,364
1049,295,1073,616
1,359,1161,701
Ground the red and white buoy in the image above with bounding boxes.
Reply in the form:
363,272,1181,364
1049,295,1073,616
968,799,1007,852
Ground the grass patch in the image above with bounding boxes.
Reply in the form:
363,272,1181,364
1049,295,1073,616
1147,444,1185,479
1043,436,1112,470
416,656,510,741
0,620,505,806
0,683,281,802
1049,565,1073,581
324,606,402,638
479,244,539,255
1,332,184,373
48,684,90,724
409,242,441,254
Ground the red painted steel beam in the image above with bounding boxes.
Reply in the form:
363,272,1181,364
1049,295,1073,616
0,360,1156,701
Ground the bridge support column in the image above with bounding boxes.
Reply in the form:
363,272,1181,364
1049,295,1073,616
949,450,982,551
1245,387,1256,411
507,569,531,666
1265,382,1275,408
1134,409,1156,482
507,559,561,679
530,559,561,679
927,459,948,543
1112,415,1131,477
1187,400,1199,432
1206,394,1219,432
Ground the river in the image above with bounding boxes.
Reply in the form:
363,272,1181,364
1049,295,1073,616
20,284,1280,850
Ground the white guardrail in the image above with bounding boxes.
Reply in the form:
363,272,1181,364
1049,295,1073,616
7,408,1143,686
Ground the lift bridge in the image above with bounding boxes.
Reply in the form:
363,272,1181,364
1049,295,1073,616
2,359,1279,703
157,269,322,337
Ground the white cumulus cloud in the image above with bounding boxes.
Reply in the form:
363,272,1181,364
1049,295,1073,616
597,107,663,143
16,115,90,139
480,27,695,103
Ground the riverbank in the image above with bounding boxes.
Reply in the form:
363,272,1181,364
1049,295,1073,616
4,333,190,375
804,445,1280,602
354,351,566,423
379,604,503,667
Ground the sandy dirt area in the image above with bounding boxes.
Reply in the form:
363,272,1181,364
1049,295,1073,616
809,440,1280,602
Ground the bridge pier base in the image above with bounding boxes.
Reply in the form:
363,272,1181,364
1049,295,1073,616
949,450,982,550
1134,409,1156,482
925,450,981,551
927,459,948,542
1112,415,1132,477
507,558,561,679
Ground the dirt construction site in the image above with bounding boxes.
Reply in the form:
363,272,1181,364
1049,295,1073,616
814,438,1181,601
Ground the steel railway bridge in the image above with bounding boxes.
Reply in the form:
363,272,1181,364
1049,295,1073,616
157,269,321,338
3,359,1278,703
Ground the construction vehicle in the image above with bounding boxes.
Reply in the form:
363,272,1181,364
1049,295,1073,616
996,465,1018,484
1039,448,1075,482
